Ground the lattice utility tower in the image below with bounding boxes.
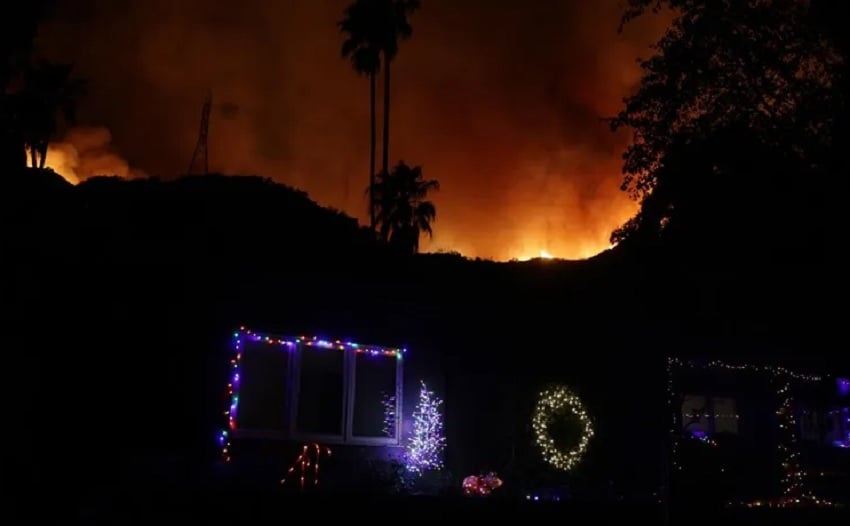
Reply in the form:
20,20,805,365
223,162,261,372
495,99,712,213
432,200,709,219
187,91,212,175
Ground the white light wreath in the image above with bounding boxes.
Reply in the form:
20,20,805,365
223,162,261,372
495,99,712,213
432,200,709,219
532,385,594,471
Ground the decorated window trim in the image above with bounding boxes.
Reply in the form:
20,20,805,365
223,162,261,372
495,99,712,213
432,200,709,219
220,327,405,460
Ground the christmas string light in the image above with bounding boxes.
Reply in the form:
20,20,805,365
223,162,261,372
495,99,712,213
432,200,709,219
281,443,332,490
666,357,680,471
687,431,718,447
219,327,405,461
667,357,838,508
405,381,446,474
686,413,740,419
776,379,810,502
668,358,822,383
381,392,397,438
532,385,594,472
234,327,405,356
462,472,503,496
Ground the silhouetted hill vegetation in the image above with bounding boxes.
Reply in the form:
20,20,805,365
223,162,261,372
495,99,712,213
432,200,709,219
75,173,375,266
3,167,841,360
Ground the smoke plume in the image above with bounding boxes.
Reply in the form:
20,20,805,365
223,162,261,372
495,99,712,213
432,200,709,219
35,0,666,260
41,127,145,184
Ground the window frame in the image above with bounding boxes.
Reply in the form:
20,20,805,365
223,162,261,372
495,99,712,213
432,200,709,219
344,348,404,446
229,330,404,447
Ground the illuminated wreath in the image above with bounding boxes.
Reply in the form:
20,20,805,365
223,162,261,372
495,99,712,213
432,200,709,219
532,385,594,471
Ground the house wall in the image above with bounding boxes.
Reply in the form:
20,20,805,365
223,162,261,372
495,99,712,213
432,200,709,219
215,323,848,503
671,367,850,506
440,334,670,501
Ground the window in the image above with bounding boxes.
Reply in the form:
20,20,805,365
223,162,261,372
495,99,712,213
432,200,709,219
826,407,850,448
681,395,710,434
230,330,403,446
681,395,739,436
295,345,345,436
236,339,291,432
712,397,738,434
799,408,820,441
351,351,399,440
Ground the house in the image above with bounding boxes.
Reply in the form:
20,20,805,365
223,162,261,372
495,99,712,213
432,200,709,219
215,326,848,505
214,325,669,499
669,358,849,508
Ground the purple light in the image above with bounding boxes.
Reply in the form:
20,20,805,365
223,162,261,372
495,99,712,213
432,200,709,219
405,381,445,474
837,378,850,397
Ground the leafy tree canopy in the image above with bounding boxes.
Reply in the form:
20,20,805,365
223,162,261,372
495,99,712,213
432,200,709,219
611,0,845,256
372,161,438,254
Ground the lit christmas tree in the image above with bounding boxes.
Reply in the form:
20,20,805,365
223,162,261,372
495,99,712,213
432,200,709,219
405,380,446,474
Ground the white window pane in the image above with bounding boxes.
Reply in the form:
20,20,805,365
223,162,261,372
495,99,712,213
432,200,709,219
712,397,738,434
296,345,344,435
237,340,290,431
682,395,709,434
352,352,398,438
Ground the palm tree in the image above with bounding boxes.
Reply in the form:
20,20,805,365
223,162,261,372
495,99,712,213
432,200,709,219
21,61,84,168
339,0,382,232
371,161,438,254
376,0,419,179
1,0,55,172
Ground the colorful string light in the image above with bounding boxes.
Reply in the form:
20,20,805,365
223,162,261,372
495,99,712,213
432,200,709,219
667,358,837,508
381,392,397,438
219,326,405,461
405,381,445,474
462,472,503,496
281,443,332,490
687,430,718,447
532,385,594,472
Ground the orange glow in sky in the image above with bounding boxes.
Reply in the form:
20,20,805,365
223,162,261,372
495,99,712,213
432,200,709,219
37,0,667,262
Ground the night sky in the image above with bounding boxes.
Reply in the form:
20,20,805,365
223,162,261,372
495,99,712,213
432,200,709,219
35,0,667,260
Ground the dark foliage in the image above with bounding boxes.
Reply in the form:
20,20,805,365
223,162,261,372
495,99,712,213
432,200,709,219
1,1,82,172
611,0,846,264
340,0,383,231
339,0,420,231
372,161,439,254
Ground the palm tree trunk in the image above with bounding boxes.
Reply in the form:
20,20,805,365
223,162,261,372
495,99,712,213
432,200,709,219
382,58,391,179
369,72,377,233
38,143,48,169
380,217,392,244
29,146,37,169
